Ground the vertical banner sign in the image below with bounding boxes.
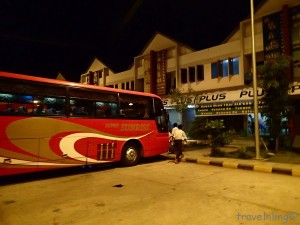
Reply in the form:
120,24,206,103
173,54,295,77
144,54,151,93
156,50,167,95
263,12,282,60
291,5,300,78
150,51,157,94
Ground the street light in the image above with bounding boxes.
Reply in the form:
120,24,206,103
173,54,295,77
250,0,261,159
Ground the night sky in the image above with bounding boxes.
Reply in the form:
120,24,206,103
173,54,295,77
0,0,264,82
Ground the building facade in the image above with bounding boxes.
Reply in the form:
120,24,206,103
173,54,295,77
80,0,300,136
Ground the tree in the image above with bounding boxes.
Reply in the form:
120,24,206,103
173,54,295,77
204,119,232,156
257,56,294,152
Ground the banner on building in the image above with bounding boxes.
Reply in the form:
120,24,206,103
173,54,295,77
142,50,167,95
291,5,300,78
163,82,300,116
263,12,283,60
143,54,151,93
156,50,167,95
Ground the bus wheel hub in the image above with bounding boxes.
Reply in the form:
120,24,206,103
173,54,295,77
126,148,137,161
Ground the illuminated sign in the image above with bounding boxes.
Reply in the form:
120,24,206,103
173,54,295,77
163,83,300,116
196,100,266,116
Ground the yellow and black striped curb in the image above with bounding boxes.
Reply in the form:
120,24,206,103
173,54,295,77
164,155,300,177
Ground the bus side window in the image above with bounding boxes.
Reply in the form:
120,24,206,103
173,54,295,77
73,106,88,116
154,98,168,132
119,109,126,118
43,97,65,116
0,93,14,114
0,93,35,115
18,106,28,114
32,96,45,115
119,94,154,119
95,102,106,117
70,98,93,117
45,108,57,114
7,108,15,113
95,101,117,118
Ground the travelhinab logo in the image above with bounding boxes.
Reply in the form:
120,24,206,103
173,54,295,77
236,211,298,223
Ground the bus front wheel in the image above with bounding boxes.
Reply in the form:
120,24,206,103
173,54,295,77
121,142,141,166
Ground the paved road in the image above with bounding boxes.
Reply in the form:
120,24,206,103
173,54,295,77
1,158,300,225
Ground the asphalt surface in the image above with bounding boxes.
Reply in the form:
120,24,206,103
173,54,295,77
1,157,299,225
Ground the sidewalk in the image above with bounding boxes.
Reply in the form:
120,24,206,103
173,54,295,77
163,147,300,177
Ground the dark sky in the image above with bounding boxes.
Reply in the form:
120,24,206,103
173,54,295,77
0,0,264,82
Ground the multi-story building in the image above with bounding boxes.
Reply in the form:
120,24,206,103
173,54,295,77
80,0,300,137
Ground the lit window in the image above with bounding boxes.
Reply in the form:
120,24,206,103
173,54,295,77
229,57,239,75
222,59,228,77
211,63,218,79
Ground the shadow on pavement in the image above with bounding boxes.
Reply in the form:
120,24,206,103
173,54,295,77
0,156,168,186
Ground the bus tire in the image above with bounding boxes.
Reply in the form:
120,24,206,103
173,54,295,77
121,142,141,166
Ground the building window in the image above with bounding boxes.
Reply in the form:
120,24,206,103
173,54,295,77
212,58,239,78
103,68,109,76
126,82,130,90
181,68,187,84
114,84,118,89
98,70,103,78
197,65,204,81
229,57,239,75
121,83,125,89
222,59,229,77
217,61,223,77
211,63,218,79
189,67,196,82
131,81,134,90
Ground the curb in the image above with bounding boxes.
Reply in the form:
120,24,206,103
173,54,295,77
164,155,300,177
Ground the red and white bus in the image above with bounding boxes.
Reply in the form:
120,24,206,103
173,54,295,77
0,71,170,176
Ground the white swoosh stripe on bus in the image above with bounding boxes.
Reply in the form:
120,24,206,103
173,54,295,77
59,132,153,162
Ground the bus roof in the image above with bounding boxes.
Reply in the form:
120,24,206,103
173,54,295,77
0,71,161,99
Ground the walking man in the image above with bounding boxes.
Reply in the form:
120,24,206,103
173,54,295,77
172,124,187,164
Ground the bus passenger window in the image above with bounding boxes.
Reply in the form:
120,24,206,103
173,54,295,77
143,107,150,118
73,106,88,116
7,108,15,113
0,93,34,115
69,98,93,117
119,95,153,119
119,109,126,118
95,102,117,118
0,93,14,114
45,108,57,114
34,105,45,114
154,98,168,132
18,106,28,114
43,97,65,115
